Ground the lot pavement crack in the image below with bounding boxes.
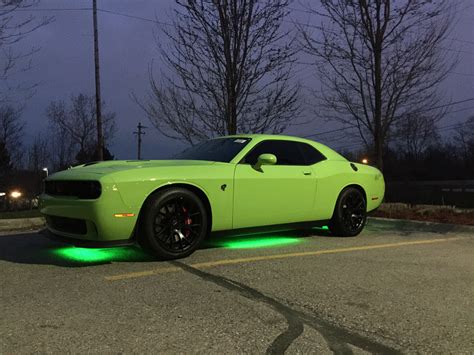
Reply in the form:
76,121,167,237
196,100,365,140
172,261,400,355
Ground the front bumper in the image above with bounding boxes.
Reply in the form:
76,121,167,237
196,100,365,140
39,183,139,243
40,229,134,248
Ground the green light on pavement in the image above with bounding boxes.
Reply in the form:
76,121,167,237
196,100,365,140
312,225,329,231
51,246,149,263
215,236,300,249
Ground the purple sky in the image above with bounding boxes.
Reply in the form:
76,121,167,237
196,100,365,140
12,0,474,160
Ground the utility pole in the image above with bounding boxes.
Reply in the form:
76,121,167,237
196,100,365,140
93,0,104,161
133,122,147,160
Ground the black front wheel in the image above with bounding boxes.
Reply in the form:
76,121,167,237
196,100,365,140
138,188,208,259
329,187,367,237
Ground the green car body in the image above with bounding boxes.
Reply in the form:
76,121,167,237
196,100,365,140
39,134,384,251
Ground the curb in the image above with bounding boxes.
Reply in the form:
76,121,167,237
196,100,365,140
367,217,474,235
0,217,45,233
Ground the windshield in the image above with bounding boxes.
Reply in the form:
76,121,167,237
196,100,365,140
174,137,251,162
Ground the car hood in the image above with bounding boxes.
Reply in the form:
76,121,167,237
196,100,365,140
48,160,218,179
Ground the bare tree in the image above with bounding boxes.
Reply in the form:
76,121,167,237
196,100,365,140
394,114,440,160
48,126,76,171
46,93,117,164
139,0,300,144
0,104,24,168
0,140,11,178
300,0,455,170
0,1,53,103
27,133,49,172
454,116,474,167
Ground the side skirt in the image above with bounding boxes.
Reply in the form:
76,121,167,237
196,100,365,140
211,220,331,238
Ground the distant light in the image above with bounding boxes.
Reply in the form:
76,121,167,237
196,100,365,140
10,191,22,199
42,167,48,172
361,158,369,164
0,192,5,197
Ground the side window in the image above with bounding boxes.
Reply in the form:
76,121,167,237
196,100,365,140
242,140,307,166
297,143,326,165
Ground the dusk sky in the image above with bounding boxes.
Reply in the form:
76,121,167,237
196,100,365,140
12,0,474,161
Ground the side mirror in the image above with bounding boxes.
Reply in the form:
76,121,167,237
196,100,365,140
253,153,277,170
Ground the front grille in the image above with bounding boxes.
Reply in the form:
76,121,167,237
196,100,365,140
44,180,101,199
46,215,87,235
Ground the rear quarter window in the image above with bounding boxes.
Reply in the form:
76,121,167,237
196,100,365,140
297,143,326,165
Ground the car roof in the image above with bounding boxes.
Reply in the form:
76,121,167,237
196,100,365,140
220,134,348,161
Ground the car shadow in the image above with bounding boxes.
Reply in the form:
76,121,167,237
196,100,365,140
0,228,332,268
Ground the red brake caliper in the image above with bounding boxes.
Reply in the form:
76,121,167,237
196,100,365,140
182,207,192,237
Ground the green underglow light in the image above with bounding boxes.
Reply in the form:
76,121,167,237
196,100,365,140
312,225,329,231
215,236,301,249
51,246,150,263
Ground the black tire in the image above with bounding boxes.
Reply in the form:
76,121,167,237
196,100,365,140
329,187,367,237
138,188,208,260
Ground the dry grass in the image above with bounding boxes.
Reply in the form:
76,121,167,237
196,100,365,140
0,209,42,219
372,203,474,226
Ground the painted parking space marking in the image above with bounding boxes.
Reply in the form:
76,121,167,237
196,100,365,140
104,237,463,282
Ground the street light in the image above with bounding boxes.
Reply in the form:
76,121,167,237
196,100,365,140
42,167,49,177
10,191,22,199
0,192,5,197
361,158,369,164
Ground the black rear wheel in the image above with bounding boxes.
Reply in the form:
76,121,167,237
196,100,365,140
329,187,366,237
138,188,208,259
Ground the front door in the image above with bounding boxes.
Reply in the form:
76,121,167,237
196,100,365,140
232,140,317,229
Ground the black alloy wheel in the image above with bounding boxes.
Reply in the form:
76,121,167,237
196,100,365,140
329,187,367,237
139,188,208,259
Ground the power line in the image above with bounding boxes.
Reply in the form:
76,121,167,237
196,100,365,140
447,37,474,46
13,7,93,11
414,98,474,114
315,107,474,152
15,6,474,53
302,98,474,139
11,6,173,26
296,60,474,78
323,119,474,152
450,71,474,77
290,2,474,15
287,2,474,51
288,2,474,21
303,126,348,138
435,46,474,56
97,8,172,27
291,19,474,55
23,5,474,52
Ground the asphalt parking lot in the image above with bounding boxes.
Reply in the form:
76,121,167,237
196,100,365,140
1,219,473,354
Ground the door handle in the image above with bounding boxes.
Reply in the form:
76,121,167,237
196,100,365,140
303,171,312,176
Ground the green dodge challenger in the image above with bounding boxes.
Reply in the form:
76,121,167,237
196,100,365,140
39,134,385,259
